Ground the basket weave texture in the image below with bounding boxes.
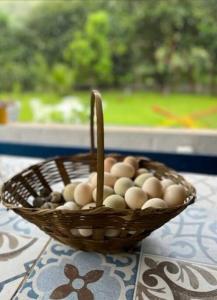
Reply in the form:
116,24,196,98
1,90,196,253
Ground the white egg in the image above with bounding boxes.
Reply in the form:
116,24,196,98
141,198,168,210
103,194,126,209
82,202,96,209
78,228,93,237
136,168,149,176
111,162,135,178
114,177,134,196
91,172,117,188
123,156,139,170
92,185,114,202
56,201,80,210
74,183,92,206
164,184,186,207
125,187,148,209
134,173,152,187
70,229,80,236
104,229,120,237
63,182,80,202
104,157,117,172
142,177,163,198
161,179,175,192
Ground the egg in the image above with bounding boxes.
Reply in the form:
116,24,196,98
123,156,139,170
78,228,93,237
111,162,135,178
88,172,96,182
92,185,114,202
104,228,120,237
114,177,134,196
56,201,80,210
164,184,186,207
134,173,152,187
33,197,47,208
63,182,80,202
161,179,175,192
91,172,117,188
74,183,92,206
70,229,80,237
136,168,149,176
103,195,126,209
50,191,62,203
125,187,148,209
41,202,57,209
104,157,117,172
82,202,96,209
142,177,163,198
141,198,168,210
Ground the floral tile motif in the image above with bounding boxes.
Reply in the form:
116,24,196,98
0,229,49,300
15,239,140,300
142,172,217,265
134,254,217,300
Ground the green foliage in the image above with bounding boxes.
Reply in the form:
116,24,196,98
0,0,217,93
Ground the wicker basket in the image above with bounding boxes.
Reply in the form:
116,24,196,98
1,90,196,253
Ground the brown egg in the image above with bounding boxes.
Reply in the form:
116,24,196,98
104,157,117,172
103,195,126,209
63,182,80,202
164,184,186,207
134,173,152,187
125,187,148,209
78,228,93,237
136,168,149,176
142,177,163,198
141,198,168,210
104,228,120,237
114,177,134,196
74,183,92,206
111,162,135,178
161,179,175,192
82,202,96,209
50,191,62,203
92,185,114,202
91,172,117,188
123,156,139,170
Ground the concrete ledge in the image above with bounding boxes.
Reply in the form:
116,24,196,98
0,123,216,155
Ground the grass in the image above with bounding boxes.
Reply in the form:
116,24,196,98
1,90,217,128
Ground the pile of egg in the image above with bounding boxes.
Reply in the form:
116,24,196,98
33,156,187,238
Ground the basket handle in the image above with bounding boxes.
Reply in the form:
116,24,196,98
90,90,104,207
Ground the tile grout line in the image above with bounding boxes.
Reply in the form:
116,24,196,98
11,237,52,300
132,244,144,300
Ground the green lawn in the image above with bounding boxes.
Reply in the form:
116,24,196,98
1,91,217,128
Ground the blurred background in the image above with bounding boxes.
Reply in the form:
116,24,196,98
0,0,217,128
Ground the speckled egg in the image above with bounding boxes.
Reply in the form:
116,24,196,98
164,184,186,207
50,191,62,203
110,162,135,178
161,179,175,192
63,182,80,202
114,177,134,196
74,183,92,206
92,185,114,202
125,187,148,209
103,195,126,209
141,198,168,210
142,177,163,198
104,157,117,172
134,173,152,187
123,156,139,170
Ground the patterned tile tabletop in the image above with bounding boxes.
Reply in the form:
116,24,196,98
0,155,216,300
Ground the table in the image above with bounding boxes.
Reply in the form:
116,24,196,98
0,156,217,300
